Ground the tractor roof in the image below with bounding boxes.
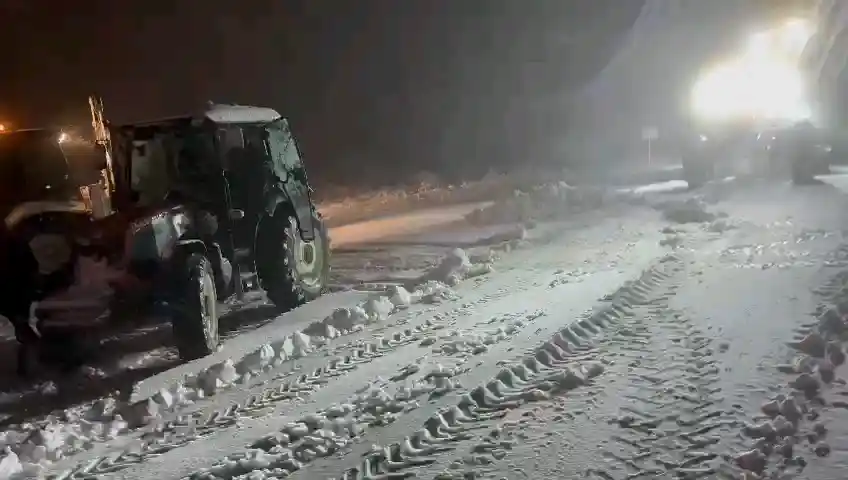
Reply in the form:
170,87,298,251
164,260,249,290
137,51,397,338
205,104,282,124
117,104,283,129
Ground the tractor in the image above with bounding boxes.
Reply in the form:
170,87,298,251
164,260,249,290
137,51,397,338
3,98,331,370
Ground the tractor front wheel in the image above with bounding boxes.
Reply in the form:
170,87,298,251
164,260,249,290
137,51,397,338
170,253,220,361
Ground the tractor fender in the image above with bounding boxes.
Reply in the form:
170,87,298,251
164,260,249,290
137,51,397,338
173,238,207,258
171,239,231,299
161,239,208,301
267,190,315,241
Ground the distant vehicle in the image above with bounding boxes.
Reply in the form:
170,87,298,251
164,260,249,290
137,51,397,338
683,17,816,188
781,121,831,184
680,122,758,188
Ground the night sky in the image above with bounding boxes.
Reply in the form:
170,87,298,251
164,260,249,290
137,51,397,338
0,0,650,186
2,1,793,186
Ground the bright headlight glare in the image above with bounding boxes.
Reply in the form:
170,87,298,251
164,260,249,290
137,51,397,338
691,59,810,123
691,16,815,123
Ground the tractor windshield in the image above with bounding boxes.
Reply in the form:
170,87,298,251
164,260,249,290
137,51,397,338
0,130,101,205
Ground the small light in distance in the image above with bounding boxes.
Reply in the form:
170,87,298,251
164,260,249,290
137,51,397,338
0,124,6,132
699,134,709,142
57,132,69,144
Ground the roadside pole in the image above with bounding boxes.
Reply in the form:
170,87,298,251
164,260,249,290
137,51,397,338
642,126,659,167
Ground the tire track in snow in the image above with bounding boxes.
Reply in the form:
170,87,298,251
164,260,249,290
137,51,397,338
44,213,669,480
47,320,451,480
249,254,685,480
47,272,561,478
91,256,680,480
588,297,743,479
360,253,750,480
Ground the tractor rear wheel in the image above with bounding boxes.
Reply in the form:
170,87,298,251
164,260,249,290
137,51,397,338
257,212,330,311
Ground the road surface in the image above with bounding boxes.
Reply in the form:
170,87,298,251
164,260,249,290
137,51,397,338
0,199,518,419
5,181,848,480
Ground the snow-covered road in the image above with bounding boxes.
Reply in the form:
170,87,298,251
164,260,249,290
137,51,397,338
6,180,848,479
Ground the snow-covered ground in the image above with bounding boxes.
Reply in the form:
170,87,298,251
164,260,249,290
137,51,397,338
816,168,848,194
317,170,559,228
7,177,848,479
0,178,635,473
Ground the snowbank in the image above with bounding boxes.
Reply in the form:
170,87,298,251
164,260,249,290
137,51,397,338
464,181,634,226
0,247,497,471
318,170,565,227
628,180,689,195
654,197,721,224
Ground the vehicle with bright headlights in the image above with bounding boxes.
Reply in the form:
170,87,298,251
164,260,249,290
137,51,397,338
682,18,816,187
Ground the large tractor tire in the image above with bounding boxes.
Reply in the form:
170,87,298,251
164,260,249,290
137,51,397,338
170,253,220,360
682,156,714,190
791,159,815,185
257,211,330,311
791,149,827,185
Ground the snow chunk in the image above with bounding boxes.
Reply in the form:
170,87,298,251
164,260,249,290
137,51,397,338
421,248,472,286
291,332,313,357
84,397,117,421
0,450,23,479
413,281,459,304
31,427,63,453
269,331,313,360
123,398,161,427
388,286,412,307
307,322,341,340
464,181,619,226
323,306,368,331
236,344,275,375
199,359,239,395
363,296,393,323
657,197,716,224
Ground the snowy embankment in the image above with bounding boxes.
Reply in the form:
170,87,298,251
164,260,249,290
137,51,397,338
816,167,848,194
461,180,677,227
317,170,561,228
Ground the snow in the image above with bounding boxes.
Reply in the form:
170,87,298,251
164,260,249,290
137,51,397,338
35,257,122,326
815,172,848,194
0,452,22,479
94,206,670,480
627,179,689,195
317,170,565,228
655,197,718,223
463,181,637,227
9,171,848,479
204,104,281,124
0,172,705,478
329,202,493,247
0,242,498,469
